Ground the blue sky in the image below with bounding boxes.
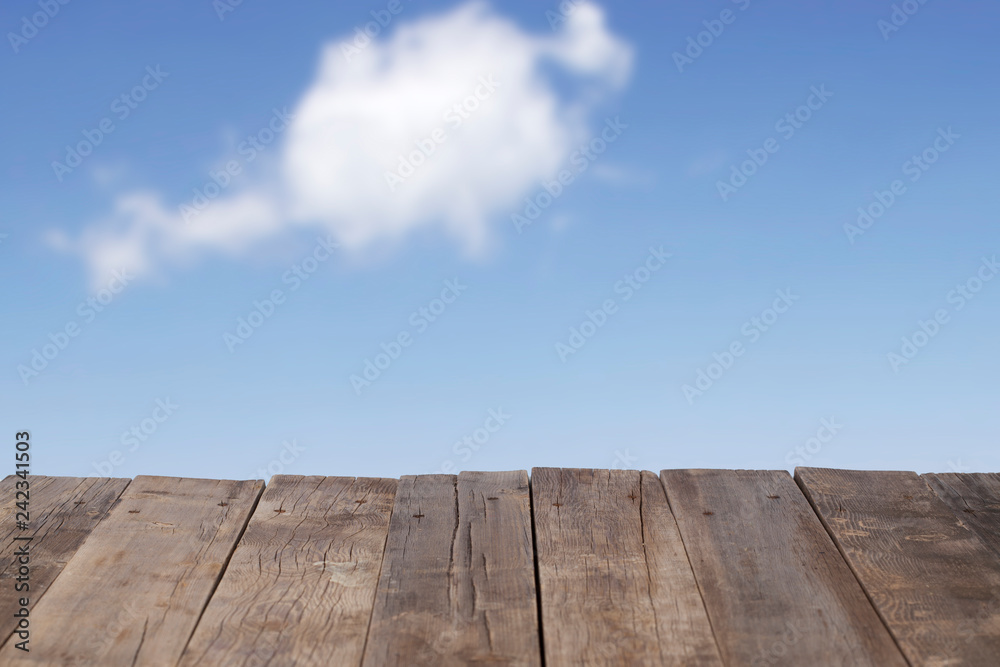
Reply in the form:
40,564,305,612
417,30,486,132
2,0,998,481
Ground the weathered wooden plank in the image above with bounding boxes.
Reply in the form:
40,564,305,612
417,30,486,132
532,468,722,666
362,471,540,667
638,471,723,666
797,467,1000,665
662,469,906,667
0,476,263,666
925,472,1000,560
0,476,130,650
179,475,397,667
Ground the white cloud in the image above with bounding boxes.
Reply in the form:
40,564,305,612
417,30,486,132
59,1,632,288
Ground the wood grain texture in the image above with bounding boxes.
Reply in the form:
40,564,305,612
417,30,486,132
362,471,540,667
0,476,130,649
532,468,722,666
925,472,1000,560
797,467,1000,666
662,469,906,667
638,471,723,666
0,476,263,667
179,475,396,667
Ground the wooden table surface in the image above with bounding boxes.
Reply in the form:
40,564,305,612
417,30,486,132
2,468,998,666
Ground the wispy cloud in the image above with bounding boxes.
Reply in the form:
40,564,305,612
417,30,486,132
54,1,632,289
